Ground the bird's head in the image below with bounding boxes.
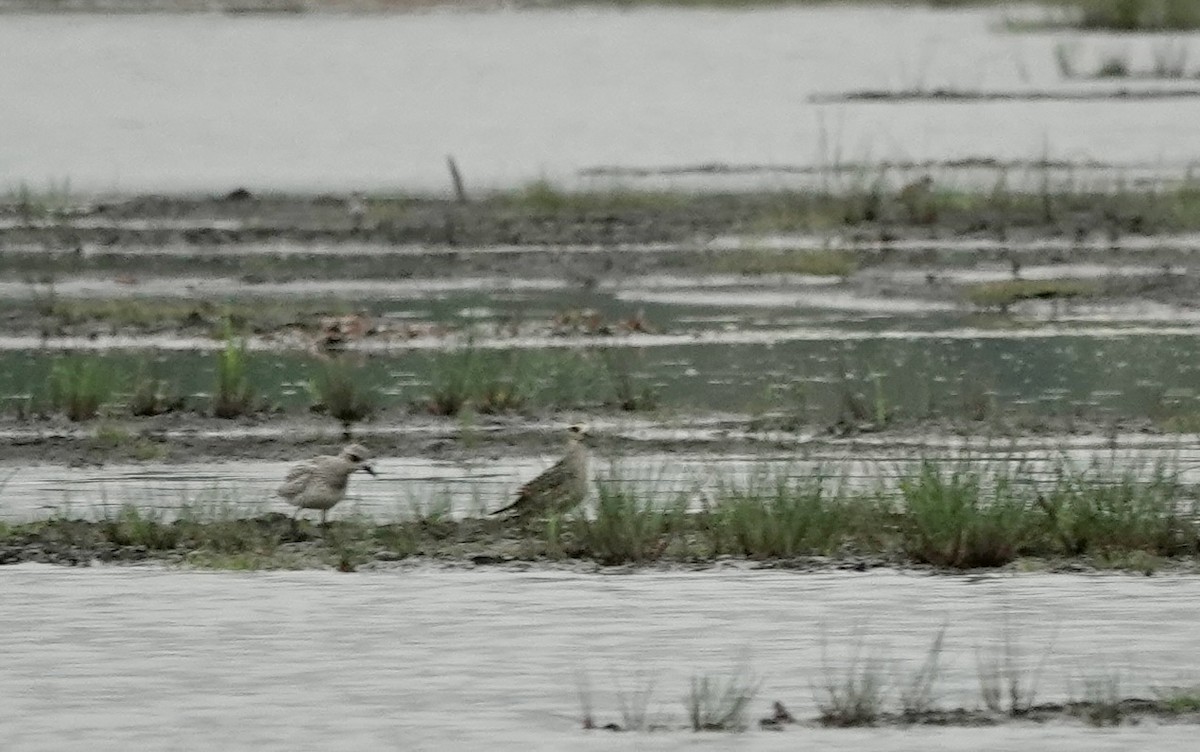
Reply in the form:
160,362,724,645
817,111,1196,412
341,443,378,476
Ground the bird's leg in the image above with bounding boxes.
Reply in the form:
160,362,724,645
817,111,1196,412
320,509,328,526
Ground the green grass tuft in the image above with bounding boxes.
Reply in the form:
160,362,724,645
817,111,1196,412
711,248,858,276
571,483,681,565
705,472,855,558
212,324,256,418
1036,463,1196,557
128,363,182,417
899,461,1032,568
1154,685,1200,713
1072,0,1200,31
49,356,116,421
309,357,376,428
965,279,1101,310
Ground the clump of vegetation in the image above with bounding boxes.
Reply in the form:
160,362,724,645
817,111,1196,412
6,179,73,223
575,671,661,732
309,357,376,431
1074,671,1127,726
1154,685,1200,713
899,462,1031,568
711,247,858,276
1071,0,1200,31
685,668,760,732
1096,51,1131,77
570,483,681,564
425,345,536,415
99,504,182,550
965,279,1101,311
599,348,659,412
11,501,294,569
816,641,889,727
128,364,182,417
976,623,1053,716
1053,40,1081,78
49,356,116,421
1151,39,1190,77
424,345,609,416
425,346,477,416
1036,463,1193,557
704,473,855,558
899,628,947,718
615,677,659,732
212,325,256,418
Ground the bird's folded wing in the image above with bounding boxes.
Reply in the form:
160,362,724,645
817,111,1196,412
277,462,315,497
519,458,569,499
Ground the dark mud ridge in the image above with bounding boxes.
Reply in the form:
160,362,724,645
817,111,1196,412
5,513,1200,575
812,87,1200,103
0,415,765,466
6,185,1197,253
0,514,900,571
582,698,1200,732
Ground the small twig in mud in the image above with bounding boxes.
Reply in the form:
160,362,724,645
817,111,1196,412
575,670,596,730
446,155,469,204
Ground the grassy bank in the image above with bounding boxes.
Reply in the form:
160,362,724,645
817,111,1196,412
3,461,1196,571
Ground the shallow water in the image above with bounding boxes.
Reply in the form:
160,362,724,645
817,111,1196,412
4,8,1200,192
3,565,1200,751
5,324,1200,425
4,439,1198,522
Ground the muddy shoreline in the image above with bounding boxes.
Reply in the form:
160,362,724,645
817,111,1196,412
5,512,1199,575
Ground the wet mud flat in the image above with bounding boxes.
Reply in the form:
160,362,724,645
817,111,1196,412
5,187,1200,346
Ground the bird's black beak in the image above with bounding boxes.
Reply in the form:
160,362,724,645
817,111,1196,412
362,464,378,477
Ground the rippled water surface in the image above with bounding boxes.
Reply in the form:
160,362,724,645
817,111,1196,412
4,7,1200,191
3,566,1200,751
5,324,1200,424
